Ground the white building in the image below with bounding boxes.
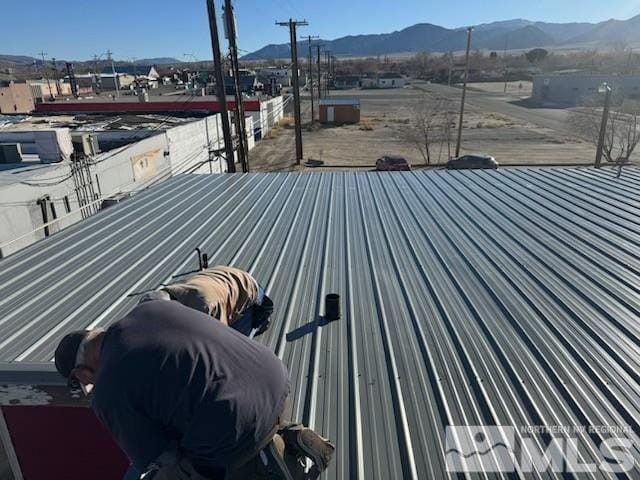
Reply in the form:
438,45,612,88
0,113,236,257
532,74,640,106
360,74,406,89
256,67,294,87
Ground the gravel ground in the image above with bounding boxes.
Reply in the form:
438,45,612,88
249,83,600,172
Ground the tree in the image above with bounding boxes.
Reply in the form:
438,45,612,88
570,96,640,177
525,48,548,65
611,40,629,55
414,51,430,78
403,95,451,165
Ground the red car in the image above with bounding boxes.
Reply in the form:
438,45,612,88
375,155,411,171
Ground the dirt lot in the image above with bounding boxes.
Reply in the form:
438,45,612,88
249,83,598,172
467,81,533,96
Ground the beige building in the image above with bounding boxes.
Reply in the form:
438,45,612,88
27,79,72,100
0,83,35,114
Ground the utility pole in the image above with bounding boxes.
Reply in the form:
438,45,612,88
93,53,100,88
447,52,453,87
224,0,249,172
595,83,612,168
628,48,637,75
207,0,236,172
332,55,336,84
93,54,102,91
455,27,473,158
316,44,324,101
39,51,54,101
304,35,319,122
325,50,331,95
503,34,509,93
130,57,139,89
51,58,62,96
106,50,120,98
66,62,79,98
276,18,308,163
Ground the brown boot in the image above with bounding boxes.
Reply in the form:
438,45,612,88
279,425,335,472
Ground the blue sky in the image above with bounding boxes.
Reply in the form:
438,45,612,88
2,0,640,61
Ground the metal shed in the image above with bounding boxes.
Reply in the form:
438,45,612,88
319,98,360,125
0,167,639,479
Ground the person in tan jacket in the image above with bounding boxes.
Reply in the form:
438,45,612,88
139,266,273,336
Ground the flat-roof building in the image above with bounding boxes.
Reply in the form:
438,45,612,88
0,112,238,257
532,73,640,106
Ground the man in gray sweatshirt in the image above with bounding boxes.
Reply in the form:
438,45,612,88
54,300,334,479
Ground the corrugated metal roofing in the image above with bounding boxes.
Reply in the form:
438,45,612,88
0,167,639,479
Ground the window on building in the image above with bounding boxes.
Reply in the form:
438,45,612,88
63,196,71,213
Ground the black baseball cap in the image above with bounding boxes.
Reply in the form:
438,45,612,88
54,330,90,379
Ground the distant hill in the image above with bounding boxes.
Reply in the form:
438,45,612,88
0,54,39,66
565,14,640,45
0,55,182,69
135,57,182,65
243,14,640,60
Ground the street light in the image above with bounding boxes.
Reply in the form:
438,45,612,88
595,82,612,168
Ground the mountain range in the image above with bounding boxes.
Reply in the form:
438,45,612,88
243,14,640,60
0,55,182,68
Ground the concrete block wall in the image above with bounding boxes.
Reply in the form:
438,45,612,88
165,115,225,175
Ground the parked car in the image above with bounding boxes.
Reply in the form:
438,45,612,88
376,155,411,171
446,154,498,170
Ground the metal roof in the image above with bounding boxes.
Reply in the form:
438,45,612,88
100,65,157,76
1,167,640,478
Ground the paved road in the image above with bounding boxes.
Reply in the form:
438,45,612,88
416,82,574,134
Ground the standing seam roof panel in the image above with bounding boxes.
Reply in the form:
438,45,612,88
0,167,639,479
